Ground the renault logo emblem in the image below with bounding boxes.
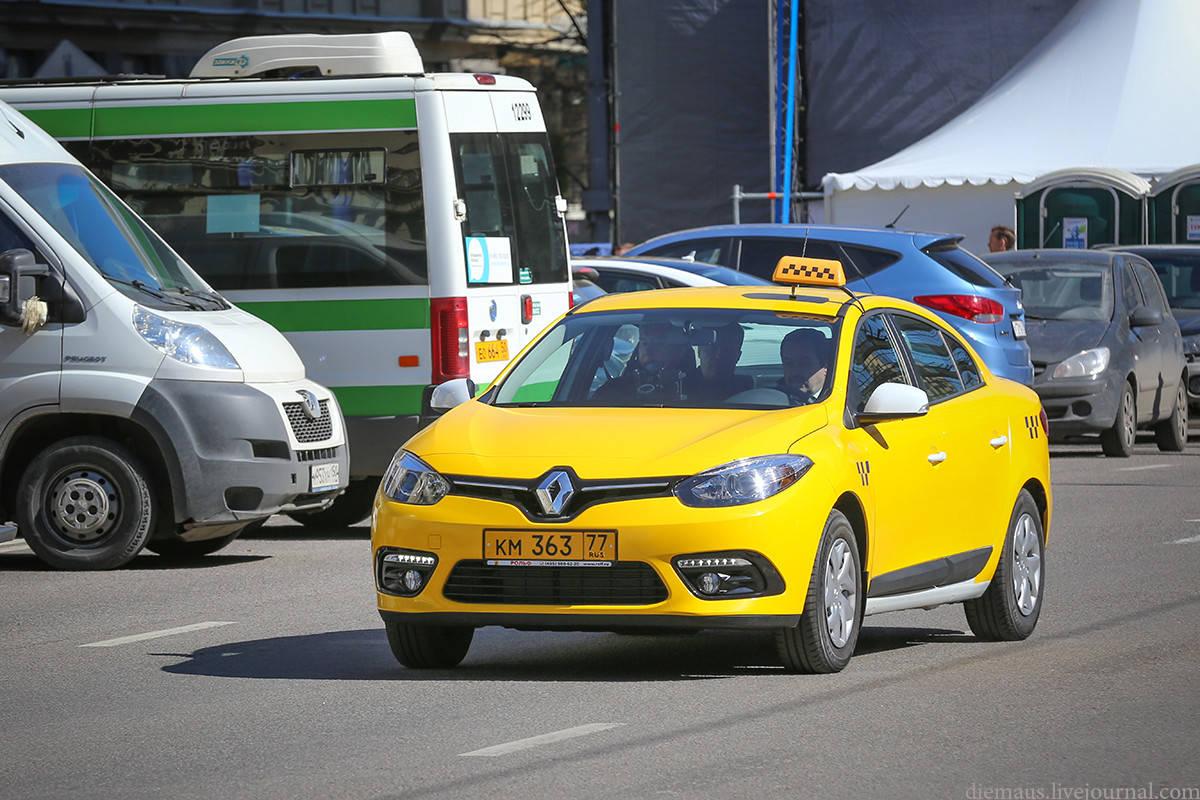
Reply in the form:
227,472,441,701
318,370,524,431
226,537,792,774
297,389,321,421
535,470,575,516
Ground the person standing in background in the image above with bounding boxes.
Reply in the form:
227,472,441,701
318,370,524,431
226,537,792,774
988,225,1015,252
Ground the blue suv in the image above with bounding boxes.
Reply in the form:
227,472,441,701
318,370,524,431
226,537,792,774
628,224,1034,384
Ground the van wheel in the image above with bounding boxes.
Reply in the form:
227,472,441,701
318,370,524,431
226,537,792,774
384,620,474,669
17,437,155,570
287,478,377,529
1100,382,1136,457
775,509,862,673
144,529,244,560
964,489,1044,641
1154,378,1188,452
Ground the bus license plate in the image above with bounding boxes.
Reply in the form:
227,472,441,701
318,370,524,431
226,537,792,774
310,462,340,493
484,530,617,566
476,340,509,363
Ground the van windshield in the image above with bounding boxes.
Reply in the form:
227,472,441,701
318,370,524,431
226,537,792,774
0,162,222,310
451,132,569,286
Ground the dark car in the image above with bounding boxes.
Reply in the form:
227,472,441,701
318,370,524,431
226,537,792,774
985,249,1188,456
1105,246,1200,420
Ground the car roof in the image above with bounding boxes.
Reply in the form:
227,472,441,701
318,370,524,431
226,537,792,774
985,248,1116,266
571,257,720,286
571,256,772,286
632,223,962,252
1102,244,1200,255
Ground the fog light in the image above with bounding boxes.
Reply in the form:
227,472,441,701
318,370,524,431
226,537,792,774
672,550,784,600
377,548,438,596
698,572,722,595
402,569,424,592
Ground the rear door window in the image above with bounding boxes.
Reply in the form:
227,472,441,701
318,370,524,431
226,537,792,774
891,314,965,402
925,245,1008,288
737,237,841,281
640,237,732,267
943,333,983,390
840,245,899,279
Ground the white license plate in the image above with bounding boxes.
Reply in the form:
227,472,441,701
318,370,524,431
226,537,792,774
1012,319,1026,339
310,462,340,492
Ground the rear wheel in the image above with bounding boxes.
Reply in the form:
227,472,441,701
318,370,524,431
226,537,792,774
287,478,377,529
1154,378,1189,452
1101,382,1136,457
384,620,474,669
775,509,862,674
964,489,1044,641
17,437,155,570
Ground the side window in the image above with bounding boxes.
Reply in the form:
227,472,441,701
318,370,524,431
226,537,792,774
925,245,1008,288
1121,263,1143,310
891,315,965,402
943,332,983,390
839,245,900,279
1132,261,1170,315
640,237,731,267
593,270,659,294
0,209,38,256
737,237,840,281
848,314,907,413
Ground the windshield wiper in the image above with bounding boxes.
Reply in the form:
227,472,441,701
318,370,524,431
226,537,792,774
172,285,229,310
105,275,205,311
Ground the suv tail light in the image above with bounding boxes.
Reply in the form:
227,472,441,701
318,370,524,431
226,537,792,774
520,294,534,325
914,294,1005,324
430,296,469,383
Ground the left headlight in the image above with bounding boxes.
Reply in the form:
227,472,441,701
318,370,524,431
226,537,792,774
1052,347,1109,379
382,451,450,505
133,306,239,369
674,455,813,508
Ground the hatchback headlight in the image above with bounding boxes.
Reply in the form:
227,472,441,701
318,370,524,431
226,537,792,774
382,451,450,505
1052,347,1110,379
674,455,813,508
133,306,239,369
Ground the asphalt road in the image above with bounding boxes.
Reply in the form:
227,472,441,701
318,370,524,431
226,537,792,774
2,439,1199,800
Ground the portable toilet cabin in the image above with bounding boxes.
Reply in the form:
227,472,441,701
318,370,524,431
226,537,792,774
1015,168,1149,250
1148,165,1200,244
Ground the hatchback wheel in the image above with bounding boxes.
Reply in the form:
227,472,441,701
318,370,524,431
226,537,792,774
1101,382,1136,457
964,489,1044,641
385,620,474,669
1154,378,1188,452
775,509,862,673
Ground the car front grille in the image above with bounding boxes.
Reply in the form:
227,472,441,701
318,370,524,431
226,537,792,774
296,446,338,463
282,400,333,443
443,560,668,605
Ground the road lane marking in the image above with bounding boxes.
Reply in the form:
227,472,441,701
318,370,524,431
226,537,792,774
1117,464,1171,471
1169,534,1200,544
459,723,625,757
80,621,236,648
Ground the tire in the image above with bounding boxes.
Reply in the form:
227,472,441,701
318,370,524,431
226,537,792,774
287,478,377,529
775,509,862,674
144,529,244,560
964,489,1044,641
1100,381,1136,457
16,436,155,570
384,620,474,669
1154,377,1189,452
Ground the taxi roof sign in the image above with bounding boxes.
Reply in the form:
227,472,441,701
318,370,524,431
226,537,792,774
772,255,847,289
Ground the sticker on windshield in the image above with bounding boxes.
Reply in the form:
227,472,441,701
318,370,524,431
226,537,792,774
206,194,260,234
466,236,514,284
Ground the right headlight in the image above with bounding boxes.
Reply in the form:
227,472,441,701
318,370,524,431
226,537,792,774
1052,347,1110,379
133,306,239,369
381,451,450,505
674,455,813,508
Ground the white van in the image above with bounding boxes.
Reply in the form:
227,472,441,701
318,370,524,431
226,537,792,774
0,32,573,527
0,100,349,570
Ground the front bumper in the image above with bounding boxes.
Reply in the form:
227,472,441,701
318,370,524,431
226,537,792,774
372,491,825,629
1032,370,1122,437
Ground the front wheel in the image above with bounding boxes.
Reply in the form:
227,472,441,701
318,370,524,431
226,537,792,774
384,620,474,669
775,509,862,674
1101,382,1136,457
1154,378,1188,452
964,489,1044,641
16,436,156,570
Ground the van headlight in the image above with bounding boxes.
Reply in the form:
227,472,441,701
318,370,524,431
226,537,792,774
382,451,450,505
674,455,813,508
1052,347,1110,379
133,306,239,369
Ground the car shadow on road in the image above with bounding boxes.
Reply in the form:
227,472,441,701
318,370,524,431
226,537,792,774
0,552,269,571
157,624,972,683
241,523,369,541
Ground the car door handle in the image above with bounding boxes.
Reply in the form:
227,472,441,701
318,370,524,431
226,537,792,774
927,451,947,465
989,435,1008,448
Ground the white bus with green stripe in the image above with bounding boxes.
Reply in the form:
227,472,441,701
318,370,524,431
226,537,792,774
0,32,572,527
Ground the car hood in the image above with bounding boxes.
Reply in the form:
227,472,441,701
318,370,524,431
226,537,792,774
406,401,830,478
1024,318,1109,364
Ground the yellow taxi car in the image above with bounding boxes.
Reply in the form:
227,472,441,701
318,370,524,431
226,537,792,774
372,256,1051,673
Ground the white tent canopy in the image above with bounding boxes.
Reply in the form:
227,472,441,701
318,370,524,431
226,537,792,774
821,0,1200,252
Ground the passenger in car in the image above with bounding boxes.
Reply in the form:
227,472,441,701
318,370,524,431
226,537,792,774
593,323,701,404
778,328,833,405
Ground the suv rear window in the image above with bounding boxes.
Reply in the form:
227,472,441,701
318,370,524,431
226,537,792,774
925,245,1008,288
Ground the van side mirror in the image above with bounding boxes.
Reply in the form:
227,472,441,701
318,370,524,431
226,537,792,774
430,377,477,411
0,249,50,327
856,382,929,425
1129,305,1163,328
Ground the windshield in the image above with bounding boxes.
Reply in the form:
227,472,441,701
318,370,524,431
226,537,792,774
0,162,219,309
492,308,840,409
1141,252,1200,310
999,262,1113,321
451,132,569,286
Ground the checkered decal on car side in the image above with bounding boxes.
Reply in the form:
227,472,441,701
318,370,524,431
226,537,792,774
1024,415,1040,439
856,460,870,486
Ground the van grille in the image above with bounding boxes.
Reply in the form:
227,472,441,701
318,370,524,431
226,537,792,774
282,400,332,443
443,561,668,605
296,447,338,463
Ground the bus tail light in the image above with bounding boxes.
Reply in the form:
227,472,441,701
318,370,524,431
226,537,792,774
521,294,534,324
430,296,469,383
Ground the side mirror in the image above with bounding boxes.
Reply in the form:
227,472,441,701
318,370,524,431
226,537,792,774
0,249,50,327
1129,305,1164,328
857,382,929,425
429,377,477,411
